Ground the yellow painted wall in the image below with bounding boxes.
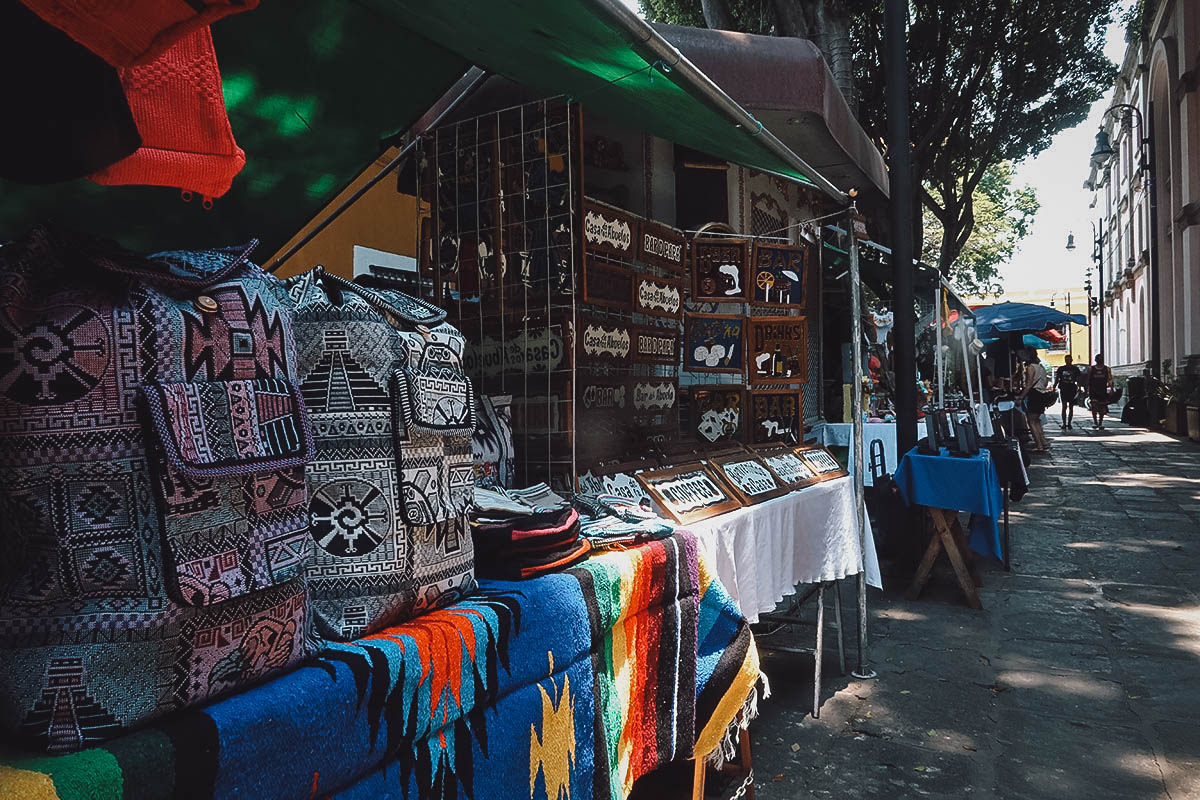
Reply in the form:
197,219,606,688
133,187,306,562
268,147,422,280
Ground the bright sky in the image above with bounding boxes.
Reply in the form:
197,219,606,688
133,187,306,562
1004,8,1132,292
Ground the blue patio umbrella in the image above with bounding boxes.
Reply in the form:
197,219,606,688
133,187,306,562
972,302,1087,338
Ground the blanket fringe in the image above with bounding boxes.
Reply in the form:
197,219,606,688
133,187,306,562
705,671,770,768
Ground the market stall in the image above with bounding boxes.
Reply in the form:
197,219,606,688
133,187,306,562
0,2,887,798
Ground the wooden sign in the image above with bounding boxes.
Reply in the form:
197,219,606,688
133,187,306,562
461,315,570,378
683,313,744,374
631,377,678,414
757,445,819,489
636,462,742,525
688,386,744,445
747,390,802,446
577,315,633,364
583,258,634,310
577,461,655,506
632,323,680,365
751,242,808,308
692,238,750,302
634,273,683,317
638,219,687,275
793,443,848,482
582,198,637,260
746,316,808,384
706,453,790,505
578,375,629,414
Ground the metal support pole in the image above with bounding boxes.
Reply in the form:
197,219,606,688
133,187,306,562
813,583,825,718
935,282,945,406
833,581,846,676
847,212,875,680
1146,102,1161,378
886,0,917,458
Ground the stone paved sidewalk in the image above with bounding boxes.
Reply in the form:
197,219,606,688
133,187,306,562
743,412,1200,800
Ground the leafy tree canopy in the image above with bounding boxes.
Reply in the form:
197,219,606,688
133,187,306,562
641,0,1116,278
922,161,1038,296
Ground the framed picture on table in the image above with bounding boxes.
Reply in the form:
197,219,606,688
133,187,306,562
750,242,809,308
756,445,819,489
705,452,790,505
576,459,656,506
792,443,848,482
746,316,808,385
635,462,743,525
683,313,745,374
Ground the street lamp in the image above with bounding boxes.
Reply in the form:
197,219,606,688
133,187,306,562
1087,103,1160,376
1068,223,1104,363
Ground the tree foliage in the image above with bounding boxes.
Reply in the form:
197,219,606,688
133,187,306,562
921,162,1038,296
641,0,1116,277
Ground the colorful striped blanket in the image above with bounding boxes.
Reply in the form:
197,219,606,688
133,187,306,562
0,532,761,800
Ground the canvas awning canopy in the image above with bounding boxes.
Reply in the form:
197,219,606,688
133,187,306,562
973,302,1088,338
1,0,846,255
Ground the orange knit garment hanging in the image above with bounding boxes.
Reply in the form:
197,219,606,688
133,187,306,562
88,26,246,201
19,0,259,67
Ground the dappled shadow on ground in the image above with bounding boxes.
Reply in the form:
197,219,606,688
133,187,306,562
733,415,1200,800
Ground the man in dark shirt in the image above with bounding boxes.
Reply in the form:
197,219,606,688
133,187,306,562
1054,355,1082,429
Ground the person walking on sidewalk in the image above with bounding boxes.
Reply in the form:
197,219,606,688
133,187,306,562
1085,354,1114,430
1055,354,1082,429
1018,349,1051,452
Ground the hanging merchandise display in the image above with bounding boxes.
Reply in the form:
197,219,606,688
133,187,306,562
287,269,476,641
0,227,314,753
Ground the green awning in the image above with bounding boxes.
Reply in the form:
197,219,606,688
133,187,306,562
1,0,822,254
366,0,814,187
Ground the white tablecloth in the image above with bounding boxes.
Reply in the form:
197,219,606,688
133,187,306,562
818,422,898,486
686,475,882,623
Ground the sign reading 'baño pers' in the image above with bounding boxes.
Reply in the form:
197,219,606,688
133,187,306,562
638,219,686,275
582,199,636,259
631,324,680,365
636,462,742,524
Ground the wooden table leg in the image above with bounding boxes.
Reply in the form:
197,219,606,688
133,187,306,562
944,513,982,587
930,508,983,610
905,520,944,601
692,755,706,800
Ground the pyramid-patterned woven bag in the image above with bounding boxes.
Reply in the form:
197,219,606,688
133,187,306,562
0,227,314,753
287,269,475,641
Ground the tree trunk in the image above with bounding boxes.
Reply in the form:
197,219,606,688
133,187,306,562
813,1,857,115
701,0,736,30
771,0,811,37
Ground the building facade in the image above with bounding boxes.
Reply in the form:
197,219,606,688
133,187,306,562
1087,0,1200,378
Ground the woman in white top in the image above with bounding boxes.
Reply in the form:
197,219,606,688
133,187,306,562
1018,348,1051,452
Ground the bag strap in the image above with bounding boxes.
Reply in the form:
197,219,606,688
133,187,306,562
313,266,446,327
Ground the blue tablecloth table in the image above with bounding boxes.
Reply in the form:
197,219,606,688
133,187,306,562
893,446,1006,609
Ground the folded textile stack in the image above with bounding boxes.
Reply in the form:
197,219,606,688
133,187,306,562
471,485,590,579
573,493,676,550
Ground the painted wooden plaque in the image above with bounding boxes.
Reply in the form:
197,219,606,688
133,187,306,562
577,315,633,364
636,462,742,525
631,323,681,365
756,445,819,489
631,377,678,414
638,219,687,275
692,238,750,302
683,313,744,374
746,315,809,385
583,258,634,309
688,386,744,445
578,375,629,414
577,461,654,506
582,198,637,260
634,272,683,317
747,390,802,446
751,242,808,308
793,443,848,481
706,453,790,505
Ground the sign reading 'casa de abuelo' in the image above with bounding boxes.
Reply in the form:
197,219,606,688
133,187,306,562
582,198,636,260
